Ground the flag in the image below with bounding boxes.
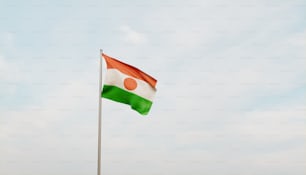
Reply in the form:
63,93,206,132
101,53,157,115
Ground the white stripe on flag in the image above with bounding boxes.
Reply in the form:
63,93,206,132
104,69,156,101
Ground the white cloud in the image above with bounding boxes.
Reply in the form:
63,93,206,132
0,54,9,79
0,75,98,174
0,55,18,81
0,77,96,136
0,32,15,51
230,104,306,144
0,54,23,96
119,25,147,45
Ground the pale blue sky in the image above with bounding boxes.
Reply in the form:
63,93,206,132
0,0,305,175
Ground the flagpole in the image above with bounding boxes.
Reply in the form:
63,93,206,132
97,49,103,175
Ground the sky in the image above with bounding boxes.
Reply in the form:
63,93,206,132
0,0,305,175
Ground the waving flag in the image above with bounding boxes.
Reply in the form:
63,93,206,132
101,53,157,115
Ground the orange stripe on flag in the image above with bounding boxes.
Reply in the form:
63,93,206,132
102,53,157,88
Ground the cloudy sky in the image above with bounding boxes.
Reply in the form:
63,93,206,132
0,0,305,175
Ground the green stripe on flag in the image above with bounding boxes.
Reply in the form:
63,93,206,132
101,85,153,115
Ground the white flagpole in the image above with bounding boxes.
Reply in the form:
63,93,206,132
97,49,103,175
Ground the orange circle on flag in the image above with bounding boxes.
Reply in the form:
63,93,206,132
124,78,137,90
